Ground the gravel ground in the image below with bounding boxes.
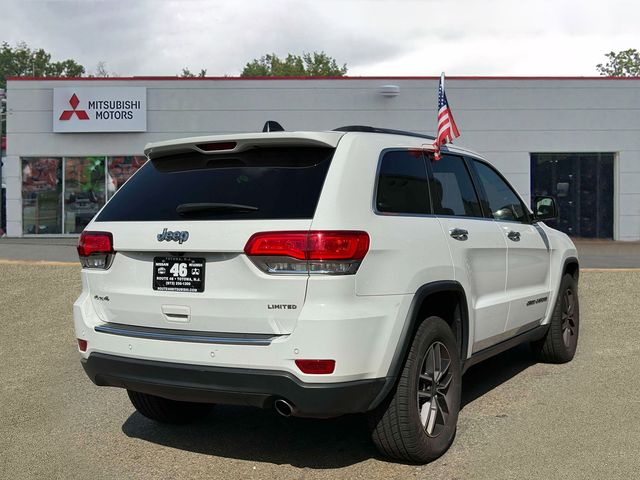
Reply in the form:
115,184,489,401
1,265,639,479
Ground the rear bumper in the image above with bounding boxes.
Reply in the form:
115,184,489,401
82,353,387,418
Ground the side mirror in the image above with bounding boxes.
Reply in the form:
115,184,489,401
533,196,558,221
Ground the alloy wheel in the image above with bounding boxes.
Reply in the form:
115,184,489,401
561,288,577,347
417,341,454,437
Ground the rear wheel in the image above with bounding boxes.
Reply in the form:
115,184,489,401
127,390,212,424
531,273,579,363
369,316,461,463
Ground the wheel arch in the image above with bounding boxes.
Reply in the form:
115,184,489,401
563,256,580,281
541,255,579,328
368,280,469,410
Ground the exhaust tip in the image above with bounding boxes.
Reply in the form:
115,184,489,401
274,399,295,417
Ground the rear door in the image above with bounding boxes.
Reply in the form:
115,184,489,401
427,153,510,353
468,158,551,333
85,141,338,335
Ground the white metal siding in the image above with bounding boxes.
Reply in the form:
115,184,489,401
5,78,640,239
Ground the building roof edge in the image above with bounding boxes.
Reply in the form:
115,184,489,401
6,75,640,82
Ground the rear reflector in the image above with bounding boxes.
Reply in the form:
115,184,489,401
77,339,88,352
244,231,369,275
295,359,335,374
77,231,114,269
196,141,237,152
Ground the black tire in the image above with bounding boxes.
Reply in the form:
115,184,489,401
127,390,212,424
369,316,462,463
531,273,579,363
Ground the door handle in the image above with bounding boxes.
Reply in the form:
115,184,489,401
449,228,469,241
507,231,521,242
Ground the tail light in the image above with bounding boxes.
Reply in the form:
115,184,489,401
244,231,369,275
77,231,114,269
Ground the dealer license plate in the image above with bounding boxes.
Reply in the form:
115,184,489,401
153,257,205,293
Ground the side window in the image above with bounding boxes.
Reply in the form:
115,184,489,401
376,150,431,214
472,160,528,223
429,154,483,217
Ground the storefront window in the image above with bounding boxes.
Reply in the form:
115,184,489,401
22,157,63,234
64,157,106,234
21,154,145,235
107,156,147,199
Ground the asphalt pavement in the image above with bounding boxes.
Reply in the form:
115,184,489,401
1,264,639,479
0,237,79,263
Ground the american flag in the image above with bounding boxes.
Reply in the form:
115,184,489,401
433,73,460,160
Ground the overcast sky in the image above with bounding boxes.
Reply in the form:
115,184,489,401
1,0,639,77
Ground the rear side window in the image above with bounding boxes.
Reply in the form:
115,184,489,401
376,150,430,214
96,147,334,222
429,154,483,217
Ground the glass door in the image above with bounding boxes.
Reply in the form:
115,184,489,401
63,157,106,234
22,157,63,234
531,153,614,238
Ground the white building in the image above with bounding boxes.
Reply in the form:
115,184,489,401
3,76,640,240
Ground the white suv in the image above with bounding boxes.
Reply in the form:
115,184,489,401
74,126,580,463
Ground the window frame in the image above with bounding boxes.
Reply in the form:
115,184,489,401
372,148,435,217
424,152,486,220
465,156,534,225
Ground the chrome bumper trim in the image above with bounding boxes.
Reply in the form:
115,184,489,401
94,323,280,346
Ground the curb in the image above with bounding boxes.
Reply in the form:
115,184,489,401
0,259,79,266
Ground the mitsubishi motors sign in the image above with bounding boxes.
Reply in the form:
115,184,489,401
53,87,147,132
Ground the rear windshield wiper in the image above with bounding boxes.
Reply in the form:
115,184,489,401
176,202,259,215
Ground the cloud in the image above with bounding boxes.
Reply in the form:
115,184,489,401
0,0,638,76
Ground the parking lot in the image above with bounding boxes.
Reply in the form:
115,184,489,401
1,263,639,479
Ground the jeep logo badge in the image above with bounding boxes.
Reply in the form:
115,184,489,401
157,228,189,244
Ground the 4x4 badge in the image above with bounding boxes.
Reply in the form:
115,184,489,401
157,228,189,244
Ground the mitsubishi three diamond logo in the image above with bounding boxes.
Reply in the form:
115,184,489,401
59,93,90,120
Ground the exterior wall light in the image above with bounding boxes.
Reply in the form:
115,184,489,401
378,85,400,97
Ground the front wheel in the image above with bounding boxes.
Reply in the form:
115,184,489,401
531,273,579,363
369,316,462,463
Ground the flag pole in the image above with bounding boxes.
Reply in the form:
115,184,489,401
441,72,450,143
433,71,460,160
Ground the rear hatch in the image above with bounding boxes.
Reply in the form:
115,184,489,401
84,132,343,335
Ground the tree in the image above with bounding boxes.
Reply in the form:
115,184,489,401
180,67,207,78
240,52,347,77
0,41,85,89
94,61,110,78
596,49,640,77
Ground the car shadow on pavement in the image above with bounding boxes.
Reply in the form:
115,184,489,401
122,407,376,468
461,343,536,409
121,343,536,468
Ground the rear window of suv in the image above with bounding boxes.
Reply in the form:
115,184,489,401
96,147,334,222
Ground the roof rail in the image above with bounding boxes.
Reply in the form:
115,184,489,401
333,125,435,141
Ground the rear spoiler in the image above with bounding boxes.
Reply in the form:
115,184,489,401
144,131,345,160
